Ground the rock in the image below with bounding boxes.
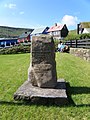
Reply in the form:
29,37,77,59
28,35,57,88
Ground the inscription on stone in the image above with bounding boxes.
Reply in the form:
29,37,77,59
28,35,57,88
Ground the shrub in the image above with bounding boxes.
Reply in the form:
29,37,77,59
54,39,59,48
64,33,90,41
0,45,31,55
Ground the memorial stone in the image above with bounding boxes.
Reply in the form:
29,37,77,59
28,35,57,88
14,35,68,105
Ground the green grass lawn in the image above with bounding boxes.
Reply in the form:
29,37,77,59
0,53,90,120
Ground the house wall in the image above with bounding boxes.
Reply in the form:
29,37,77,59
83,28,90,33
18,35,30,43
50,29,68,39
61,28,68,37
27,35,30,41
18,38,24,43
0,39,18,47
49,31,61,39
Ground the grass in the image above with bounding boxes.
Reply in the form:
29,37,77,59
0,53,90,120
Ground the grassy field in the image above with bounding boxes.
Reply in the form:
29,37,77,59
0,53,90,120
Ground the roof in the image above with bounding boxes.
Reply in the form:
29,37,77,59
31,27,48,35
48,24,64,32
19,32,31,39
80,22,90,28
0,38,17,41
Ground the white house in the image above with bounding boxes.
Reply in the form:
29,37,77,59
77,22,90,34
48,23,69,40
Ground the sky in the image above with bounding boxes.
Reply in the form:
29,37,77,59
0,0,90,30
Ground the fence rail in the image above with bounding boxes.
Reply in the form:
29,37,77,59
65,39,90,49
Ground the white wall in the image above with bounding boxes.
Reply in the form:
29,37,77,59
83,28,90,33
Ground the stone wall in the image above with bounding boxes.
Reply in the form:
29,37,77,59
70,48,90,61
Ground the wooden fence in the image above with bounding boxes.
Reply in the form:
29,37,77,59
65,39,90,49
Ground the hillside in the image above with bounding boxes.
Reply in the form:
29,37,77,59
0,26,33,38
69,29,77,35
80,22,90,28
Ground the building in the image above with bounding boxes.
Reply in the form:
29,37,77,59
0,38,18,48
18,31,32,43
31,27,49,39
48,23,69,40
77,22,90,34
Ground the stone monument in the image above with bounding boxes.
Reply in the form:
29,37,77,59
14,35,68,105
28,35,57,88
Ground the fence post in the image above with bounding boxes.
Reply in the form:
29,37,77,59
76,40,77,48
70,40,72,47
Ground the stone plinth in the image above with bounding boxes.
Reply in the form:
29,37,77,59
14,79,68,105
28,35,57,88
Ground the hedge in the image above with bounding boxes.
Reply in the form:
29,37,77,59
64,33,90,41
0,45,31,55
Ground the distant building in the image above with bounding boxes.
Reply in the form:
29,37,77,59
77,22,90,34
0,38,18,48
18,31,32,43
31,27,49,39
48,23,69,40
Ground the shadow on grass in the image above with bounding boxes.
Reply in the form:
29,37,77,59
67,84,90,95
0,82,90,107
0,100,90,107
66,82,90,105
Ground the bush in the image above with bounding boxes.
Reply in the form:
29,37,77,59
64,33,90,41
0,45,31,55
54,39,59,48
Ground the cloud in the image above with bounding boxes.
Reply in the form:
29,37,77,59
19,11,24,15
4,3,16,9
61,15,79,27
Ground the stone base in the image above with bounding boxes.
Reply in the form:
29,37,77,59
14,79,68,105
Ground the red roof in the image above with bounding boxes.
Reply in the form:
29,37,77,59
48,25,64,32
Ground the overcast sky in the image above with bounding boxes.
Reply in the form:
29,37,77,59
0,0,90,30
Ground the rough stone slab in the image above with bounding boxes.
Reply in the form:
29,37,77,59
14,79,68,105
